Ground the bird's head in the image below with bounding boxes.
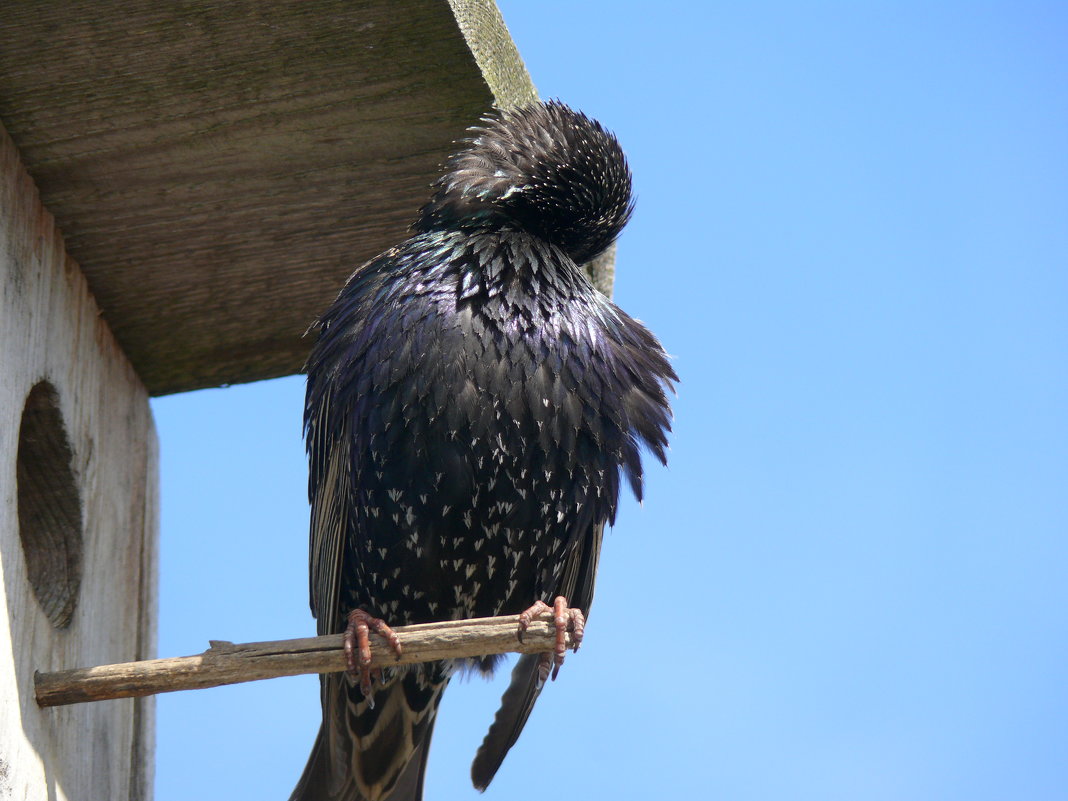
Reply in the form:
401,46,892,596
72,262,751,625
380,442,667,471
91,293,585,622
415,101,634,264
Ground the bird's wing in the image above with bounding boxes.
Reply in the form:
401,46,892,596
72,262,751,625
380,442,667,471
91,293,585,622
307,385,349,637
471,519,605,790
302,383,450,801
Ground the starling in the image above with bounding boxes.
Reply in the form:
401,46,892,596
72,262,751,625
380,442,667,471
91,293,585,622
292,101,676,801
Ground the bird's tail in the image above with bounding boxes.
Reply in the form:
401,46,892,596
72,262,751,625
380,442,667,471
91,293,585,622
472,521,605,791
291,670,447,801
470,653,545,791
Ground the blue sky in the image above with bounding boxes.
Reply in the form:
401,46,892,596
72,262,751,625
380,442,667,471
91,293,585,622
152,3,1067,799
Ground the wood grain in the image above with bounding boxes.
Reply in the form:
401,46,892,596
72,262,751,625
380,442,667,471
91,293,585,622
0,119,157,799
0,1,542,395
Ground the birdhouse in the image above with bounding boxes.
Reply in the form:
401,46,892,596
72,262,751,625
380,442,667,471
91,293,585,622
0,3,617,798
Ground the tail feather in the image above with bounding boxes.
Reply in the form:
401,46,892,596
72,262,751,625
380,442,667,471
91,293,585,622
291,671,447,801
472,521,604,791
470,654,545,791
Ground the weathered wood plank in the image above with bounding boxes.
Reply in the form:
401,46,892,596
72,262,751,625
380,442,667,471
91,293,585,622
0,1,538,395
0,120,157,800
449,0,538,108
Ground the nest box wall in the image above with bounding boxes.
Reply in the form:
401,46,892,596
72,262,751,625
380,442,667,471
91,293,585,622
0,126,158,800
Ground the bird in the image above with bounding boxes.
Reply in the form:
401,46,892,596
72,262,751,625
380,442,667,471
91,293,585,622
292,100,677,801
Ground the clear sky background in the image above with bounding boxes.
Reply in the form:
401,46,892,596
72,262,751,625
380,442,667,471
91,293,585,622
152,3,1067,799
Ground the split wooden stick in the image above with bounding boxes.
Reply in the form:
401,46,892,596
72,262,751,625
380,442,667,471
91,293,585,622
34,613,576,708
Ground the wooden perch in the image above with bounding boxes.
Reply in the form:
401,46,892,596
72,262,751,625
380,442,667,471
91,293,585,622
34,613,575,708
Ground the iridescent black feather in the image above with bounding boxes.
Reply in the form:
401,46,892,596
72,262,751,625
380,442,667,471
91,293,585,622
293,101,676,801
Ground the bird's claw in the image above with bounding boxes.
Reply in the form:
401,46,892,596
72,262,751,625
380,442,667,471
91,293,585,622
517,596,585,687
344,609,403,708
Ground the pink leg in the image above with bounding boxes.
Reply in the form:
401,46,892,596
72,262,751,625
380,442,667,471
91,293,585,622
517,595,586,685
344,609,403,707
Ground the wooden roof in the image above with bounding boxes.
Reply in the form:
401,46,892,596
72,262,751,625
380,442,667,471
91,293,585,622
0,0,536,394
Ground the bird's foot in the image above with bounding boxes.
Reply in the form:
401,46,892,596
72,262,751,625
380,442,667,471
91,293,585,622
343,609,403,707
517,596,585,686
